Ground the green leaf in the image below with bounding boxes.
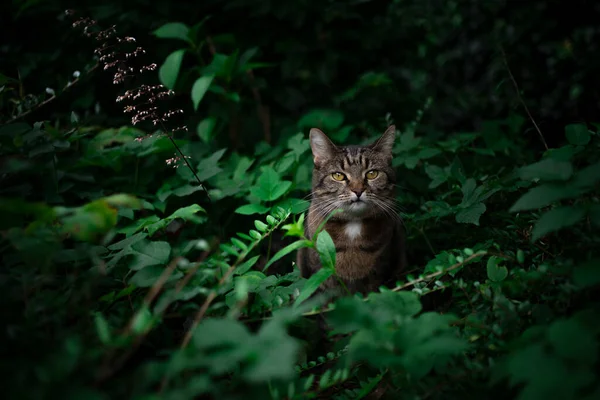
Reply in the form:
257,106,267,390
249,230,262,240
487,256,508,282
573,259,600,289
191,75,214,110
531,206,586,241
297,109,344,131
425,164,448,188
455,202,486,225
235,204,270,215
547,318,597,364
294,267,333,307
131,306,154,335
518,159,573,182
129,265,182,287
168,204,206,222
94,313,111,344
196,117,217,143
153,22,191,42
196,148,226,181
509,183,582,212
254,220,268,232
234,255,261,276
129,240,171,270
316,230,336,270
565,123,591,146
263,240,311,271
61,200,118,242
251,166,292,202
159,49,186,89
368,291,422,317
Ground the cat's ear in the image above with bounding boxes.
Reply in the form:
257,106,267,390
371,125,396,157
310,128,337,166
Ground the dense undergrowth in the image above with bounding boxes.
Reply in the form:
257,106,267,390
1,2,600,399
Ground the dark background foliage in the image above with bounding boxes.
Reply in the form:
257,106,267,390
1,0,599,399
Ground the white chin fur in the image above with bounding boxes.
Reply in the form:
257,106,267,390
345,201,368,215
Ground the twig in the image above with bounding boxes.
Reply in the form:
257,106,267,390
301,251,488,317
500,46,548,150
95,256,180,384
6,63,99,124
391,251,487,292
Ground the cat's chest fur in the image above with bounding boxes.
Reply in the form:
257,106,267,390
344,221,363,241
309,217,396,283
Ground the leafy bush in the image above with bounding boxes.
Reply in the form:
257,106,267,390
1,2,600,400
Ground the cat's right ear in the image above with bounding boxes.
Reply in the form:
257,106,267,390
309,128,337,166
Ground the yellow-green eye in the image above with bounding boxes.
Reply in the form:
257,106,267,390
366,170,379,180
331,172,346,181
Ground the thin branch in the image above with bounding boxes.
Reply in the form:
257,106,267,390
500,46,548,150
301,251,488,317
6,63,99,124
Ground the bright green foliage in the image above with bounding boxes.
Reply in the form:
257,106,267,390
2,2,600,400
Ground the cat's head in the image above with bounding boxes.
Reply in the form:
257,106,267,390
309,126,397,219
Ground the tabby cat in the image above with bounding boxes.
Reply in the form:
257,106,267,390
296,125,407,296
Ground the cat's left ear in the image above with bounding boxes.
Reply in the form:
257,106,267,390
371,125,396,157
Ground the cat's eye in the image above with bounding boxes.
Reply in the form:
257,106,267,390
331,172,346,181
366,170,379,179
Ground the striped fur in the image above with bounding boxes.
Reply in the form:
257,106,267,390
296,126,407,296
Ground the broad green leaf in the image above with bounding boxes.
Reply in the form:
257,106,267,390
251,166,292,202
129,265,182,287
263,240,311,271
297,109,344,131
235,204,270,215
117,215,160,236
531,205,585,241
167,204,206,222
61,200,118,242
518,159,573,182
107,232,148,250
487,256,508,282
159,49,186,89
234,255,261,276
572,161,600,190
547,318,597,364
153,22,191,42
459,178,477,206
196,148,226,181
545,145,582,161
129,240,171,270
368,291,422,317
191,75,214,110
294,267,333,307
196,117,217,143
425,164,448,188
573,259,600,289
244,318,301,382
565,123,591,146
455,202,486,225
233,157,255,182
193,318,250,349
509,183,582,212
275,198,309,214
316,230,336,270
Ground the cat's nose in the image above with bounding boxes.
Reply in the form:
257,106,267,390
352,189,364,198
